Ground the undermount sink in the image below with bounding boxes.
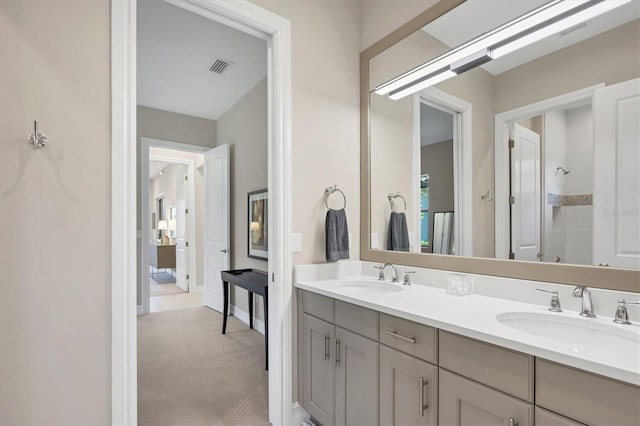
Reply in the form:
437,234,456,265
339,280,403,294
496,312,640,351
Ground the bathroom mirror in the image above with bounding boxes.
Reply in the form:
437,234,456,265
361,0,640,291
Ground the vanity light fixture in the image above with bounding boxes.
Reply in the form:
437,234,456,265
378,0,630,100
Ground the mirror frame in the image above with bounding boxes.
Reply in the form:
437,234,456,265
360,0,639,292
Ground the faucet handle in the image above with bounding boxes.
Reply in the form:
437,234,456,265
614,299,640,325
403,271,416,286
536,288,562,312
374,264,385,281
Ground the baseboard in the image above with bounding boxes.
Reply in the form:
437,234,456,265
230,305,265,335
292,402,310,425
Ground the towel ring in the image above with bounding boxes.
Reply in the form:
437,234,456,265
388,192,407,212
325,185,347,210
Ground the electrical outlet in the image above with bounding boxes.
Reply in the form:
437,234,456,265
292,233,302,252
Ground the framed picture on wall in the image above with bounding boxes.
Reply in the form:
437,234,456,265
248,189,268,260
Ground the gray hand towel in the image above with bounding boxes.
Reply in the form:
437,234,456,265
387,211,410,251
326,208,350,262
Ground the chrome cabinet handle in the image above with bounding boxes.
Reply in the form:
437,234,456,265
385,330,416,344
219,249,228,253
335,339,341,367
419,377,428,417
509,418,517,426
323,334,330,361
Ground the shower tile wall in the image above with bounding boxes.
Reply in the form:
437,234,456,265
564,105,593,265
544,110,567,263
543,105,594,266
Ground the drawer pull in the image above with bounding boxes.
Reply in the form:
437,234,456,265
419,377,428,417
323,334,330,361
509,418,517,426
335,339,341,367
385,330,416,344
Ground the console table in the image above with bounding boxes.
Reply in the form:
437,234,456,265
220,268,269,370
149,244,176,280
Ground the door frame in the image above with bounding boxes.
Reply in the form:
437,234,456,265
140,137,204,314
494,84,603,259
111,0,292,424
413,87,473,256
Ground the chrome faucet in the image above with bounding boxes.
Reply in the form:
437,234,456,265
572,286,595,317
375,263,399,283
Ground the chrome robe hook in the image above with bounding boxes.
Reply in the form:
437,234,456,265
28,120,48,149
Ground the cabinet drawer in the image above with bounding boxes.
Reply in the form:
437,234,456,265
301,290,334,323
335,300,378,340
439,330,534,401
439,369,534,426
536,359,640,426
535,407,586,426
379,313,437,363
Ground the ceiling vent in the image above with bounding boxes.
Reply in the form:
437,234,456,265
209,58,233,74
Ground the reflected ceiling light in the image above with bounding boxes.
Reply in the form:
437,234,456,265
376,0,630,100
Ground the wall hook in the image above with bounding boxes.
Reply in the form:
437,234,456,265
480,190,494,201
27,120,48,149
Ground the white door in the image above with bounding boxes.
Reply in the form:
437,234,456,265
203,144,230,312
175,165,189,292
594,78,640,269
511,123,541,261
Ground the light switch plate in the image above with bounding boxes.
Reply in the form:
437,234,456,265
371,232,379,249
292,233,302,252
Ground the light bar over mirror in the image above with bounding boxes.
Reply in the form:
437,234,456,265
376,0,631,100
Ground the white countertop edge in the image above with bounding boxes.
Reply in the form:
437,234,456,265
296,280,640,386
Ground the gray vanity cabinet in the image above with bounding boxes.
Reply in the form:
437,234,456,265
439,368,534,426
302,313,335,426
334,327,379,426
379,345,438,426
300,295,379,426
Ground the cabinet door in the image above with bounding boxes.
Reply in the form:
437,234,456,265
302,313,335,425
439,369,534,426
380,345,438,426
535,407,586,426
335,327,378,426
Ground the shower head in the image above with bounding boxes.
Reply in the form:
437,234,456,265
556,167,570,175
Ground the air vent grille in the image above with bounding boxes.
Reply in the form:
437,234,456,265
209,58,233,74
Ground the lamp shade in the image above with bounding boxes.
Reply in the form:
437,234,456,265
158,220,168,231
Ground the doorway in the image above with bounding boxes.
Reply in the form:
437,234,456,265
111,0,293,424
141,139,208,314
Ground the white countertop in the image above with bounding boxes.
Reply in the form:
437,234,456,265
296,275,640,386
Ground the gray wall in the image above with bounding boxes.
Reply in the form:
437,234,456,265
0,0,111,423
137,106,217,304
217,78,269,322
421,140,454,252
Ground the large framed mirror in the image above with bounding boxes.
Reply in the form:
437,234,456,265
361,0,639,291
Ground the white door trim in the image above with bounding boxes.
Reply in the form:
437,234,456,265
416,87,473,256
111,1,292,425
141,137,201,314
494,84,604,259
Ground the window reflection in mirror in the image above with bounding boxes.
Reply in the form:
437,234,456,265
368,0,640,269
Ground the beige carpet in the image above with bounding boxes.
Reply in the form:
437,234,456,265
150,277,185,297
138,306,269,425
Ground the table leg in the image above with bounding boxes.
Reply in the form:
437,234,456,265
248,291,254,329
263,289,269,371
222,281,229,334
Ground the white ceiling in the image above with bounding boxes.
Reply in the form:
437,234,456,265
423,0,640,75
137,0,267,120
420,103,453,146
